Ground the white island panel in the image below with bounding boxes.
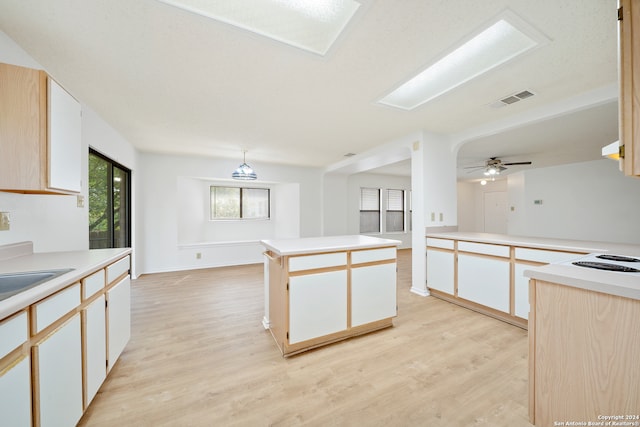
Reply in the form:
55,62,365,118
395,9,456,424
289,270,347,344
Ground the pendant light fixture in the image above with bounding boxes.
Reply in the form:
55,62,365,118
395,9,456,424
232,150,257,180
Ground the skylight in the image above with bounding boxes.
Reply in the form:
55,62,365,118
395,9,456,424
378,11,549,110
157,0,361,56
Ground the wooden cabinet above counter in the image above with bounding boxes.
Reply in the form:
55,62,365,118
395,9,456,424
619,0,640,177
0,62,82,194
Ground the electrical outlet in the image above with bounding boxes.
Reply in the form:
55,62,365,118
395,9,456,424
430,212,435,221
77,195,85,208
196,252,202,259
0,212,10,231
439,212,443,221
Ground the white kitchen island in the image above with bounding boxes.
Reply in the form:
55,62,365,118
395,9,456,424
260,235,400,357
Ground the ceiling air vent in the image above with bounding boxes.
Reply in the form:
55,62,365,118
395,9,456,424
489,89,536,108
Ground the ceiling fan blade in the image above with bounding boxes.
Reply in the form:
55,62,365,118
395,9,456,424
503,161,532,166
463,165,485,169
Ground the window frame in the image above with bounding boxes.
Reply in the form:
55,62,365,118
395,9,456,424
385,188,405,233
359,187,381,234
88,148,131,249
210,185,271,221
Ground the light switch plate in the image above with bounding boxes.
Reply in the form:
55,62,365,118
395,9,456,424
0,212,10,231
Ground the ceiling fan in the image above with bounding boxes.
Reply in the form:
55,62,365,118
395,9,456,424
464,157,532,177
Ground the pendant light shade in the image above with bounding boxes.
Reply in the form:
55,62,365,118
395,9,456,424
232,151,257,180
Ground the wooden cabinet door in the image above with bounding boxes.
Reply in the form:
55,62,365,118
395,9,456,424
620,0,640,176
513,263,529,319
0,63,45,191
33,313,83,427
48,78,81,192
351,263,396,327
107,276,131,371
83,294,106,408
288,270,347,344
0,354,31,427
458,254,510,313
426,249,455,295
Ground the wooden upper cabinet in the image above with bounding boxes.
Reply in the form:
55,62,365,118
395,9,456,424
0,62,81,194
619,0,640,177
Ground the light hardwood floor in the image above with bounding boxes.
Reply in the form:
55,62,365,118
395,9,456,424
79,249,532,427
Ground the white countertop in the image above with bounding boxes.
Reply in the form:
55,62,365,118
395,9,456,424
523,260,640,301
0,245,131,319
426,232,640,301
426,231,640,255
260,235,401,256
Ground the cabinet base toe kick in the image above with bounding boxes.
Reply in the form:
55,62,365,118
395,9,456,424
271,318,394,358
428,289,527,330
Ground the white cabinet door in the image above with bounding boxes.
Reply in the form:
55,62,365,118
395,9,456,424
513,263,530,319
84,294,106,407
427,249,455,295
351,263,396,327
48,78,81,192
457,254,510,313
107,276,131,371
34,313,83,427
289,270,347,344
0,354,31,427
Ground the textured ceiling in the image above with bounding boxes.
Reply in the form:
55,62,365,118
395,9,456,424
0,0,619,176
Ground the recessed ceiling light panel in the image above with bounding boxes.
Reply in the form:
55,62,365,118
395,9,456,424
378,10,549,110
157,0,361,56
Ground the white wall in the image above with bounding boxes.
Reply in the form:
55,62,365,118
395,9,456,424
0,31,137,255
322,173,349,236
458,159,640,244
137,152,323,274
346,172,412,248
457,179,507,232
423,133,458,228
508,159,640,244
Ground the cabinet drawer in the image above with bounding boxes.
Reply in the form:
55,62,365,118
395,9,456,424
289,252,347,272
514,247,585,264
426,238,454,250
107,256,130,284
351,247,396,264
82,270,105,299
32,283,80,334
0,311,28,359
458,241,510,258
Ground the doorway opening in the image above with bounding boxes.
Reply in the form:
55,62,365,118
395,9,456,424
88,149,131,249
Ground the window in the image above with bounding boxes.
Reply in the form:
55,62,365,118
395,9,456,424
408,190,412,231
88,149,131,249
386,189,405,232
359,188,380,233
211,186,270,220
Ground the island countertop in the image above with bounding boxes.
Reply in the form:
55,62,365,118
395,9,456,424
260,235,401,256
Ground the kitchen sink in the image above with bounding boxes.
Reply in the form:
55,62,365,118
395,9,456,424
0,268,74,301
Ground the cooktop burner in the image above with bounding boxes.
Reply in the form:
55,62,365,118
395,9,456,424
572,261,640,273
596,254,640,262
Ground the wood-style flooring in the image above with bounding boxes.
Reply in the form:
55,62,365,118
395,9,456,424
79,249,532,426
